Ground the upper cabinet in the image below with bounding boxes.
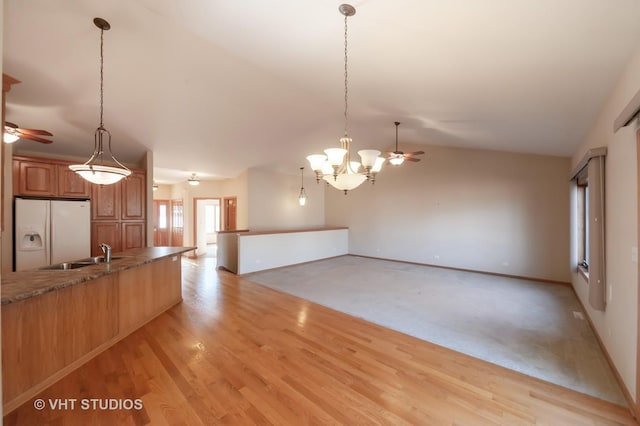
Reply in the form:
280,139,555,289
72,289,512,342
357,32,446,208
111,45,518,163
57,165,91,198
121,172,145,220
13,156,90,198
14,159,56,197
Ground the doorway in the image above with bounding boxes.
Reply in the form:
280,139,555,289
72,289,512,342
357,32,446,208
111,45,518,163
153,199,184,247
193,198,221,257
223,196,237,231
153,200,170,246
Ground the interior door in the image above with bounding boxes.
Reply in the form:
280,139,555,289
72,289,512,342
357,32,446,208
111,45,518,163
223,197,237,231
170,199,184,247
153,200,170,246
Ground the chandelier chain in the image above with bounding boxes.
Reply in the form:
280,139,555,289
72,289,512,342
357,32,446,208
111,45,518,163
99,25,105,128
343,12,348,137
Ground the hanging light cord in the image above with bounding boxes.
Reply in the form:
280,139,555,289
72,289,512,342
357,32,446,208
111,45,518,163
99,25,105,128
343,12,349,138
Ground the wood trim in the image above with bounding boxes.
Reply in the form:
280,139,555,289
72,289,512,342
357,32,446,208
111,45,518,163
222,196,237,231
614,88,640,132
636,128,640,419
240,226,348,236
2,74,21,232
353,254,573,286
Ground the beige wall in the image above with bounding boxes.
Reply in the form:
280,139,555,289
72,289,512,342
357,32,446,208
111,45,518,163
570,41,640,402
326,144,571,283
247,167,325,231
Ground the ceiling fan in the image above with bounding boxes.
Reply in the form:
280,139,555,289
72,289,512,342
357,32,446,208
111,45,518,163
3,121,53,144
388,121,424,165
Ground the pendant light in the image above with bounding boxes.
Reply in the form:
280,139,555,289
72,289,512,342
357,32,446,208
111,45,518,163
306,4,384,194
188,173,200,186
69,18,131,185
298,167,307,206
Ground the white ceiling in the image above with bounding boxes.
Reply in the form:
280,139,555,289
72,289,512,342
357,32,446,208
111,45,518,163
4,0,640,183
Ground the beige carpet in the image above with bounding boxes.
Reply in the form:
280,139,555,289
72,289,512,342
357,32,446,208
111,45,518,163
245,255,626,405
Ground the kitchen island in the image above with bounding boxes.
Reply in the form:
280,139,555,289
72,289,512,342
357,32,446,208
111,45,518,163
1,246,193,414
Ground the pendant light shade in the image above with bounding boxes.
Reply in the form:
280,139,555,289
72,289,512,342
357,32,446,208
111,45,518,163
188,173,200,186
298,167,307,206
70,17,131,185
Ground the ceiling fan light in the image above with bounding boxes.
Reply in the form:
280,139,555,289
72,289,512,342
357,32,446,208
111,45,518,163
389,154,404,166
3,132,19,143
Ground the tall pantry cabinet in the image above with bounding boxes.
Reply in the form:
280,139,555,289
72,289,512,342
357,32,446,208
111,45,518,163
91,170,146,256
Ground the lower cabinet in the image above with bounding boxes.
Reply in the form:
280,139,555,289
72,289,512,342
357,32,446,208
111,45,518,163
122,222,146,251
1,255,183,413
91,221,145,256
91,222,121,255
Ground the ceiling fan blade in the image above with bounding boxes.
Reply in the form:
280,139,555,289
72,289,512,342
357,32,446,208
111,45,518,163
405,150,425,156
17,128,53,136
19,133,53,144
405,157,421,162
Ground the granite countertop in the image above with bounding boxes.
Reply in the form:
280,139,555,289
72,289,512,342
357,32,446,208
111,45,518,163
1,246,195,305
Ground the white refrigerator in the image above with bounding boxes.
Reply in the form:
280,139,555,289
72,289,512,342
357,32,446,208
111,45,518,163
14,198,91,271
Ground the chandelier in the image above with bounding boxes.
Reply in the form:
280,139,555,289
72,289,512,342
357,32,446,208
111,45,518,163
70,18,131,185
306,4,384,194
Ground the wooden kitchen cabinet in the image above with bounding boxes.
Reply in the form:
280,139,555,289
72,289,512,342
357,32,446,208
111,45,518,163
14,159,56,197
90,170,146,255
121,171,145,220
14,156,90,198
91,222,121,255
57,165,90,198
91,182,120,220
122,222,145,251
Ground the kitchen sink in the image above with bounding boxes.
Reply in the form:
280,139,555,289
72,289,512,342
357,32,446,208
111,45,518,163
39,262,94,270
79,256,132,264
39,256,133,270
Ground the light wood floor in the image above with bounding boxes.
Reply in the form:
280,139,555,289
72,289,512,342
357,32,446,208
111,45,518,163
4,257,637,425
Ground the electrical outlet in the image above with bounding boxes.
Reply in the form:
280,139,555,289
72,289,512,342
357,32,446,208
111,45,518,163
434,255,440,260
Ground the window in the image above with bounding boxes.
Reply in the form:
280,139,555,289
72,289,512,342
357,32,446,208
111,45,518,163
576,173,589,272
571,147,606,310
158,204,168,229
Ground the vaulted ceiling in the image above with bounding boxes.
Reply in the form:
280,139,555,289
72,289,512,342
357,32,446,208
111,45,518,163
4,0,640,183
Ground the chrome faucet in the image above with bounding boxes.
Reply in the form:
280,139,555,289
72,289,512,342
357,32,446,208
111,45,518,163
99,243,112,263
